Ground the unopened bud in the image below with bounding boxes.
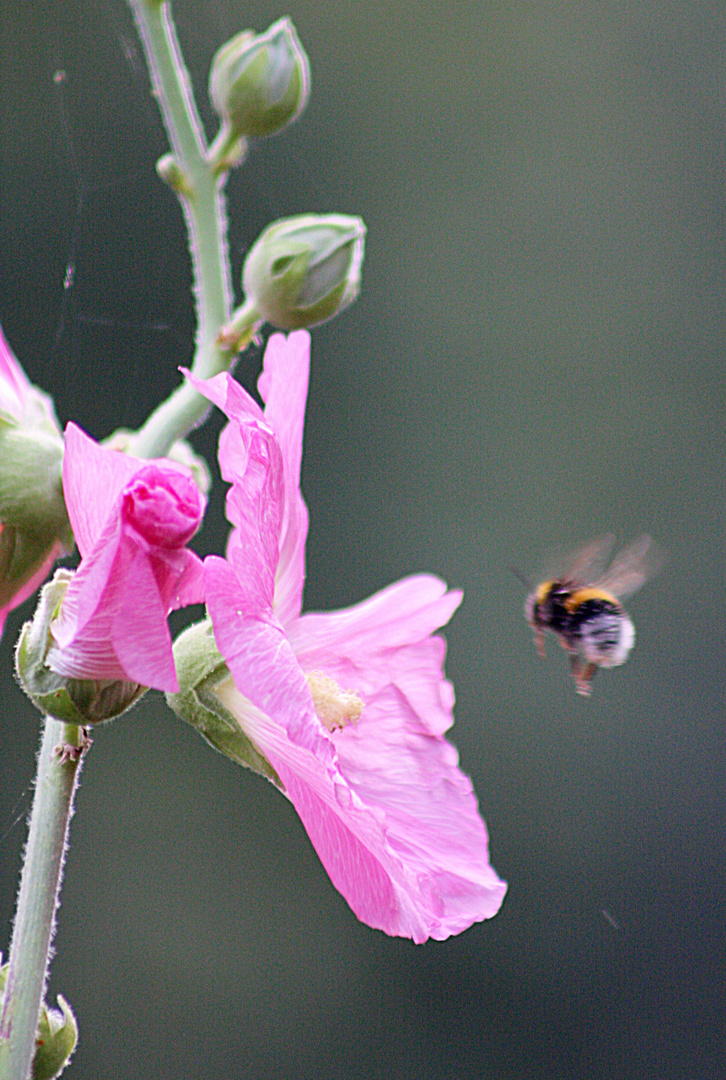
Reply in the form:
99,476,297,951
104,429,212,497
167,619,281,786
0,328,72,634
155,153,192,197
15,570,146,725
241,213,366,331
209,17,310,167
0,960,78,1080
32,994,78,1080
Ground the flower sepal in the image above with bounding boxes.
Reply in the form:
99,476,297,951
168,619,282,787
15,570,146,725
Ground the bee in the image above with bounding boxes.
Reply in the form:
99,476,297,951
522,535,665,697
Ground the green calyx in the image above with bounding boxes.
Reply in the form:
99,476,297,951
168,619,281,787
15,570,147,725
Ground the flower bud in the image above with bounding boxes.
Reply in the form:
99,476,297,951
209,18,310,149
242,213,366,331
31,994,78,1080
0,327,72,636
0,960,78,1080
167,619,281,786
15,570,146,725
104,429,212,497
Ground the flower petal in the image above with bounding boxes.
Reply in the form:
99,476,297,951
0,539,65,637
289,575,462,659
257,331,311,624
0,325,31,422
51,432,206,690
49,537,178,689
288,576,462,736
221,678,506,942
205,554,326,756
221,421,283,608
62,423,140,556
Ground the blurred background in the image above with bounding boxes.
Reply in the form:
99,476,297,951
1,0,725,1076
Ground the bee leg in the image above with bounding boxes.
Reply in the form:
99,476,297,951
570,656,597,697
532,630,546,658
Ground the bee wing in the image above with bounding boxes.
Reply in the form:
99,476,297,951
596,534,666,600
560,534,616,586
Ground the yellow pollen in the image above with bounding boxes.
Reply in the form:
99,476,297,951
305,671,364,732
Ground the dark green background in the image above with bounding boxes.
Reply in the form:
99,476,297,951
1,0,725,1077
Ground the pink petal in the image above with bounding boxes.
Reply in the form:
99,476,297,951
0,539,64,637
51,432,206,691
288,575,462,664
187,338,311,625
0,325,31,422
257,332,311,624
204,554,326,756
187,370,285,606
158,547,206,610
228,681,506,942
50,511,125,646
62,423,140,556
111,544,179,689
219,421,284,609
49,536,178,689
184,368,263,427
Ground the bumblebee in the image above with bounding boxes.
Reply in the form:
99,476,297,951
523,535,665,696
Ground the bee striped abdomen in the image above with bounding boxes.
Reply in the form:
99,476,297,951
566,593,633,667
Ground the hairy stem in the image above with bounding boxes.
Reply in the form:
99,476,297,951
0,721,87,1080
126,0,237,458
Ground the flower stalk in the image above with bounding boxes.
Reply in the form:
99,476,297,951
126,0,236,459
0,719,87,1080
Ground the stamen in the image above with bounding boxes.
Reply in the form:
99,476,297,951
306,671,363,732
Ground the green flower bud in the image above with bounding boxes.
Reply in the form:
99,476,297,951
209,17,310,152
0,961,78,1080
0,427,72,605
32,994,78,1080
15,570,146,725
241,213,366,331
167,619,281,786
0,331,73,630
155,153,192,197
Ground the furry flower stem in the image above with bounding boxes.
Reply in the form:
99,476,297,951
126,0,235,459
0,719,87,1080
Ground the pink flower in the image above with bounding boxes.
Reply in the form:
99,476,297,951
0,325,33,424
0,326,71,636
191,332,506,942
47,423,205,692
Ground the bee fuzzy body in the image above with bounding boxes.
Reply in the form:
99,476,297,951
523,535,663,697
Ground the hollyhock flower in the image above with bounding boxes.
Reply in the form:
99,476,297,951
47,423,205,693
0,325,72,637
188,332,506,942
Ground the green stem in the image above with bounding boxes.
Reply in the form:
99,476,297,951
0,721,87,1080
126,0,237,459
